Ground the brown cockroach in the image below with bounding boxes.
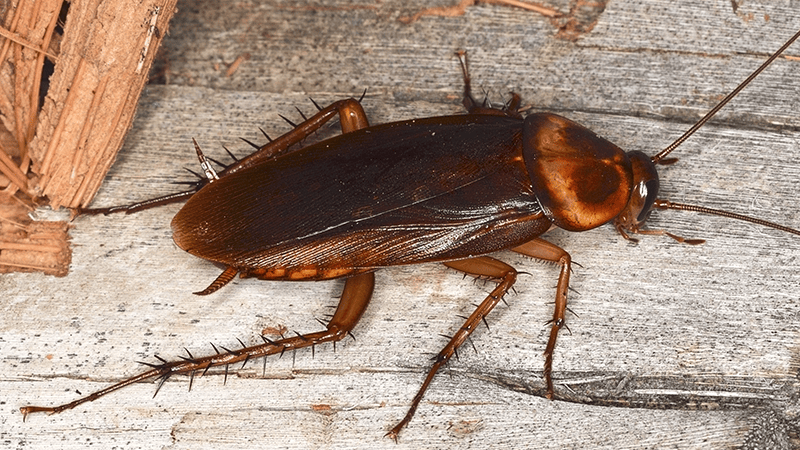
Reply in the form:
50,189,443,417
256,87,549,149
20,28,800,440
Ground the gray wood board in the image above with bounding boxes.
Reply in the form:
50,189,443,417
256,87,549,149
4,1,800,448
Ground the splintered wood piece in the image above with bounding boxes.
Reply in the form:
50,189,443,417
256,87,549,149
0,0,177,275
0,193,69,276
26,0,178,210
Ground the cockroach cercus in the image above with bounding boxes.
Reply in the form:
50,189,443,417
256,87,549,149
21,28,800,440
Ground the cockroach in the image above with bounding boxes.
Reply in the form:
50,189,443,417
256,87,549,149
20,29,800,440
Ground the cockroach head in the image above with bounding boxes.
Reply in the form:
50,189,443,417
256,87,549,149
612,150,659,237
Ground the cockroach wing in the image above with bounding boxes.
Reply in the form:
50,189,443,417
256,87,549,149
523,113,633,232
172,115,550,275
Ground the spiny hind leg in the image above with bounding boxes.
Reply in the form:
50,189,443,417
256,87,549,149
386,256,518,440
230,97,370,172
78,97,370,215
20,272,375,418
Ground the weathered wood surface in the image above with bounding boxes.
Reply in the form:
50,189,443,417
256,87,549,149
4,1,800,448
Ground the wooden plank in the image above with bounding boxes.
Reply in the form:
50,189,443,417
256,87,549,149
3,1,800,448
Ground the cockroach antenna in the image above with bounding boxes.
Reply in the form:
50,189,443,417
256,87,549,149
615,28,800,243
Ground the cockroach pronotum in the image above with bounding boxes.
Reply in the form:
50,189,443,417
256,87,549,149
19,27,800,440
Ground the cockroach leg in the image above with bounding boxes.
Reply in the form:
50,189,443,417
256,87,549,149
192,138,219,182
456,50,523,118
619,226,705,246
20,272,375,419
511,238,572,399
229,98,370,174
387,240,572,439
193,266,238,295
76,190,198,216
76,97,370,217
387,256,518,441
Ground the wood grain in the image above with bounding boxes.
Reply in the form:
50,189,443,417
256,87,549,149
3,1,800,448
